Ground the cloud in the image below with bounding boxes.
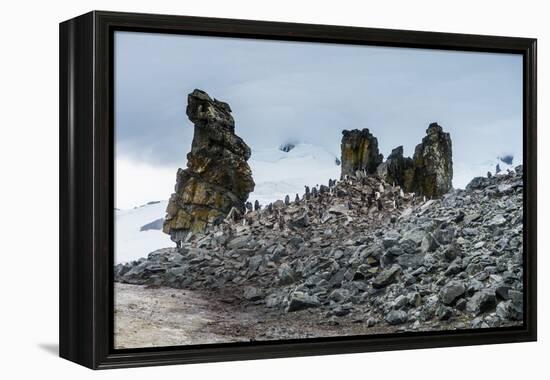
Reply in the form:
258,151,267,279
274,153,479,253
114,31,522,206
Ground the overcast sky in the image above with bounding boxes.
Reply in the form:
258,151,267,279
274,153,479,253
115,31,522,209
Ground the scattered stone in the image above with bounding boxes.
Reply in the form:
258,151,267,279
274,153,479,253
243,286,263,301
385,310,408,325
372,265,401,288
287,291,321,312
443,243,462,261
436,305,453,320
439,281,466,305
421,233,439,253
291,211,310,228
466,289,497,316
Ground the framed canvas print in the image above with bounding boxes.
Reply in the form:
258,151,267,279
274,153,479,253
59,11,537,369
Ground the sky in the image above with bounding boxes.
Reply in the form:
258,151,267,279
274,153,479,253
114,31,523,209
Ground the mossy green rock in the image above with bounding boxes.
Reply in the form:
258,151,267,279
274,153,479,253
163,89,255,243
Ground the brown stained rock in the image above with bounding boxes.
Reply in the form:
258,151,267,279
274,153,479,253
340,128,383,179
163,89,255,244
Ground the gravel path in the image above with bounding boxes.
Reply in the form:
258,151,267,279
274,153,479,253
114,283,252,348
114,283,398,349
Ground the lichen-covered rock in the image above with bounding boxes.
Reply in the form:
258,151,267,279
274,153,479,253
340,128,383,178
163,89,255,244
405,122,453,198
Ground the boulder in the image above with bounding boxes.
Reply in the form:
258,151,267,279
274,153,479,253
372,265,401,288
163,89,255,244
385,310,408,325
243,286,263,301
287,291,321,312
466,289,497,316
439,280,466,305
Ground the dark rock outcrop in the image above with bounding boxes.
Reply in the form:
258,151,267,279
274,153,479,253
341,123,452,198
406,123,453,198
340,129,383,178
163,89,255,244
376,146,413,186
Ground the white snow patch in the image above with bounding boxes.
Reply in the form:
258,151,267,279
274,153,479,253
248,143,340,206
115,201,172,264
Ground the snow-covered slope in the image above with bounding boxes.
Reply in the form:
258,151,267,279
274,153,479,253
248,143,341,206
115,201,172,264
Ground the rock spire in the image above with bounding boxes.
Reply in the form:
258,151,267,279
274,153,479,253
163,89,255,244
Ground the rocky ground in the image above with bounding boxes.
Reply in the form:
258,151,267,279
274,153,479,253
114,283,399,348
115,166,524,347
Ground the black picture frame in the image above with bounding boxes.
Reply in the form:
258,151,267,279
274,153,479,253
59,10,537,369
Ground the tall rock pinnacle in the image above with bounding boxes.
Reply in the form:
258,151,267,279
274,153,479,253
406,122,453,198
340,128,383,179
163,89,255,244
